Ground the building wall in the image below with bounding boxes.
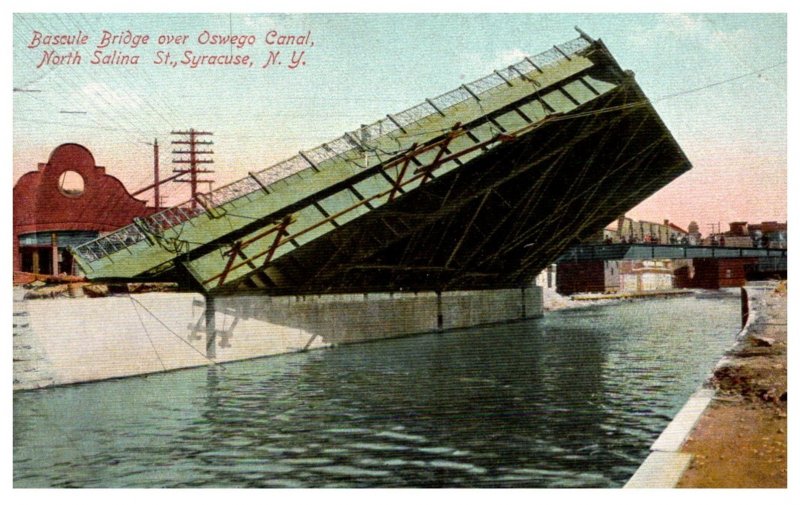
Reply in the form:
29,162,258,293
723,236,756,248
620,273,637,292
672,259,694,288
555,256,768,292
534,265,557,289
692,258,758,289
639,271,673,291
619,271,673,292
13,144,152,273
604,260,621,291
558,260,675,295
556,261,606,295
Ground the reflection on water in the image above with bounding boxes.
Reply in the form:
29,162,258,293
14,294,740,487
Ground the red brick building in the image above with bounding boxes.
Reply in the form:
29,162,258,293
557,257,760,294
13,143,153,275
556,261,607,295
691,257,759,289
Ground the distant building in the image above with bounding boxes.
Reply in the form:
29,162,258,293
713,221,788,249
555,255,762,294
687,221,702,245
13,143,154,276
746,221,787,249
729,221,748,236
692,258,759,289
557,259,673,295
612,216,687,244
619,260,673,292
666,222,689,244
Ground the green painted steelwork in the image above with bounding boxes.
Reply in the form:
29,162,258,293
73,35,603,288
71,32,692,295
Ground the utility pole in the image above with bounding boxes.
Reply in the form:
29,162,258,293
153,139,160,212
708,223,717,246
171,129,214,207
132,139,171,209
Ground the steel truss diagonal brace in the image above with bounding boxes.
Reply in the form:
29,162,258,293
414,122,462,184
199,117,554,290
387,142,418,203
262,216,293,267
203,215,294,287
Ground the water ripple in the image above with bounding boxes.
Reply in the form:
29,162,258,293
14,295,740,488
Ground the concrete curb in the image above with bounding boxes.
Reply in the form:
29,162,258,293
624,451,693,488
624,388,713,488
624,285,761,488
650,389,715,453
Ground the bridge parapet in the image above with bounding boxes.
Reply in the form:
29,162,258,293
556,244,787,263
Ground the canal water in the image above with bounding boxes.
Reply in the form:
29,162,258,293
14,292,740,488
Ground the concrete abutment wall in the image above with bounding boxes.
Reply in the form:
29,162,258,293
15,286,542,390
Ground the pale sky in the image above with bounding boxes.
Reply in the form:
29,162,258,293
11,12,787,235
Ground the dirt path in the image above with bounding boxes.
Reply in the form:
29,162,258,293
677,281,787,488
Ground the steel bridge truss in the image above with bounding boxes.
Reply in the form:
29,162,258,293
190,83,686,295
71,32,692,295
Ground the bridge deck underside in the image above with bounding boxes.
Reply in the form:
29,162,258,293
215,85,690,295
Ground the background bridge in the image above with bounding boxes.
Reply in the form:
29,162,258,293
556,243,787,262
554,243,786,295
72,29,692,296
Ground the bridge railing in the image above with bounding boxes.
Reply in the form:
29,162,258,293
557,243,787,263
74,36,592,266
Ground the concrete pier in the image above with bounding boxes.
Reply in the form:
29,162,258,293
205,295,216,359
12,286,542,390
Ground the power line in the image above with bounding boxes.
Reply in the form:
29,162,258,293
129,296,167,372
127,295,224,368
46,14,161,139
12,15,786,210
654,61,785,103
69,13,176,129
13,14,174,195
700,14,785,97
14,118,157,134
14,14,157,143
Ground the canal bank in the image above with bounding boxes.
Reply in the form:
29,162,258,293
677,280,787,488
13,278,693,391
626,280,787,488
12,284,541,390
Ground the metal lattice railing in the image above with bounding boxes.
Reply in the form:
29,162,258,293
73,36,592,264
140,205,205,234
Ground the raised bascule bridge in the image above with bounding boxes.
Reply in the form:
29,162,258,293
71,30,693,356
